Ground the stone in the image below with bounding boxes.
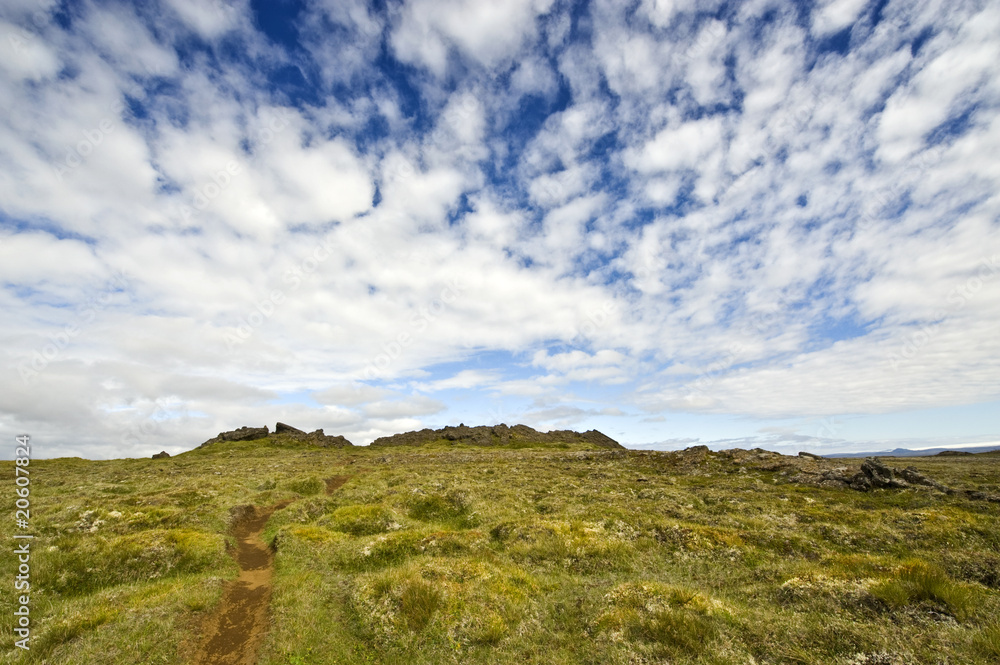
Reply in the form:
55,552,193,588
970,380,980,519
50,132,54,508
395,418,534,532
275,422,306,435
850,473,872,492
798,451,824,459
217,425,269,442
306,430,354,447
820,470,851,485
152,451,170,459
861,458,909,489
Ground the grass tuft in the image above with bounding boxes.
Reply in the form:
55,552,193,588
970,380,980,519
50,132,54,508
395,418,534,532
870,560,978,620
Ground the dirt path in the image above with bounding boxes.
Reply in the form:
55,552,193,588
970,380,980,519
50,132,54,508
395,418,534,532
191,500,290,665
191,477,352,664
324,475,352,494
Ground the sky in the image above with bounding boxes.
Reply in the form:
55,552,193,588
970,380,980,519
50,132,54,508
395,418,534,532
1,0,998,459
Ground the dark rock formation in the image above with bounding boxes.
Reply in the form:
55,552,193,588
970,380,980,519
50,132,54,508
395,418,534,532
302,429,354,448
798,451,823,460
275,422,306,435
199,424,353,449
219,425,270,442
152,451,170,459
370,423,624,450
860,457,910,489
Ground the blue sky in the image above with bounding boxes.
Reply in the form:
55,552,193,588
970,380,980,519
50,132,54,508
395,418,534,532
1,0,999,458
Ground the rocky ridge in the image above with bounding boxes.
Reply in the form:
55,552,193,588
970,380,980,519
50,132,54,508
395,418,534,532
369,423,623,449
661,446,1000,503
197,423,354,450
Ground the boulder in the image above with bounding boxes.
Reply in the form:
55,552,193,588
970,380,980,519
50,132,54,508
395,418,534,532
798,451,824,460
152,451,170,459
861,458,909,489
275,422,306,435
305,429,354,447
849,473,873,492
217,425,269,442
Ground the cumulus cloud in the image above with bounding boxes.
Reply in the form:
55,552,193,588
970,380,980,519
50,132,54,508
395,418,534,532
1,0,998,458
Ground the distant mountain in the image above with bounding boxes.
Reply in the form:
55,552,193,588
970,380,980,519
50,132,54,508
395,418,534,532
824,445,1000,458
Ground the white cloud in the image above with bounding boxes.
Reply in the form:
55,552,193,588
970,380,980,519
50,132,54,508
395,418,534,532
362,395,446,419
391,0,554,75
876,9,1000,162
811,0,868,36
163,0,243,40
0,19,60,81
1,0,999,457
627,116,725,173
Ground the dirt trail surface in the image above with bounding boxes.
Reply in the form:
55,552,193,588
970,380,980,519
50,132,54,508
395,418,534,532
192,500,291,665
324,475,352,493
192,477,353,664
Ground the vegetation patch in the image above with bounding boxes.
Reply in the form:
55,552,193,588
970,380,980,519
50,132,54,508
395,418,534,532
37,528,229,596
595,581,725,657
325,503,402,536
870,560,979,620
351,559,539,647
282,475,325,496
407,488,473,523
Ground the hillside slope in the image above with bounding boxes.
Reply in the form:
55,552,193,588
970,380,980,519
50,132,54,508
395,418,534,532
2,435,998,664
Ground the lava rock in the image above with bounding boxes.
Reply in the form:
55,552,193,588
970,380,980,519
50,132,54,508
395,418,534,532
861,457,909,489
218,425,269,442
275,422,306,435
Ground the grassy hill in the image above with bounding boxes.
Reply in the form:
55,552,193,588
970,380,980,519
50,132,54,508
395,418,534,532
2,430,999,664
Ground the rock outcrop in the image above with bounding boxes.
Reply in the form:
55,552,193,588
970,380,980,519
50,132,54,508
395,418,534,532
152,451,170,459
200,424,353,449
275,422,306,435
370,423,624,450
216,426,270,443
859,457,910,489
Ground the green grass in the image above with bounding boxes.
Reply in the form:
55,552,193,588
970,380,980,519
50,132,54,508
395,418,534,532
1,441,998,663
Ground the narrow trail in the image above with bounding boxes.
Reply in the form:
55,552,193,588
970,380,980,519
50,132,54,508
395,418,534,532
191,476,353,665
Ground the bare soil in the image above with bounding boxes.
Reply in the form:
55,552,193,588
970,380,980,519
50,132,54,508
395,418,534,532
191,477,353,664
191,501,290,665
